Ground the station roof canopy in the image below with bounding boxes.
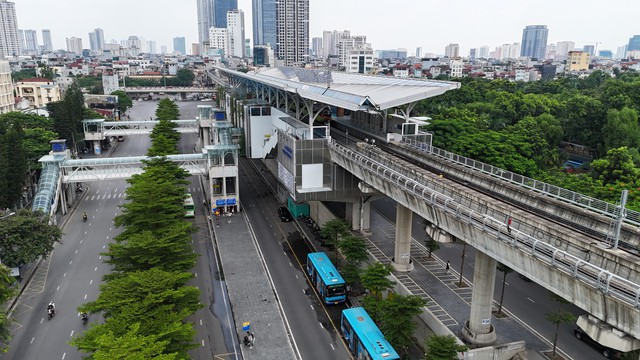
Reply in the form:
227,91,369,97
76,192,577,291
216,66,461,111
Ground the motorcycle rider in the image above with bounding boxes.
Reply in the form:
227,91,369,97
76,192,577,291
47,302,55,317
82,212,87,221
81,311,88,323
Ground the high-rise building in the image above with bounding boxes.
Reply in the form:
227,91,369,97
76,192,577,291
173,36,186,55
209,27,228,54
191,43,200,56
127,35,141,56
42,29,52,51
147,40,157,54
252,0,276,47
17,28,23,52
215,0,238,28
322,30,349,59
478,46,490,59
66,37,83,54
629,35,640,52
598,50,613,59
469,48,476,60
520,25,548,60
161,45,168,54
583,45,595,57
311,37,322,59
444,43,459,58
197,0,215,46
555,41,575,61
497,43,520,60
276,0,309,66
416,47,422,58
245,39,251,57
23,29,37,52
0,59,15,113
89,28,104,51
227,9,245,58
0,0,20,58
337,35,367,67
616,45,628,59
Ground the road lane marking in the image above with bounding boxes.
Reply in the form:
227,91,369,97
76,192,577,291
195,273,197,277
69,261,72,265
330,344,335,350
62,352,66,359
94,267,98,271
56,286,59,291
30,337,34,344
89,280,93,285
200,319,203,326
527,297,535,303
319,322,324,329
75,250,77,254
84,294,87,300
79,239,83,244
201,340,205,346
63,273,67,277
70,330,74,337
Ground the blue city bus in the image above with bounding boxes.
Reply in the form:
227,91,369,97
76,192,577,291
306,252,347,305
341,307,400,360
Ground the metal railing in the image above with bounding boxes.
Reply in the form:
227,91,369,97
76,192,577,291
330,140,640,309
400,138,638,226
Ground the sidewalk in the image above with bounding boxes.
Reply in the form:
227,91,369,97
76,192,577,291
210,200,297,360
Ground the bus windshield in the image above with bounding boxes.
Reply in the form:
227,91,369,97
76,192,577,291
327,283,346,296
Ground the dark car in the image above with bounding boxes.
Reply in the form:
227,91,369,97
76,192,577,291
278,206,292,222
574,326,625,359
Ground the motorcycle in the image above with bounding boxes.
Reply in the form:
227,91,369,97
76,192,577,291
47,307,55,320
82,213,87,222
81,313,88,325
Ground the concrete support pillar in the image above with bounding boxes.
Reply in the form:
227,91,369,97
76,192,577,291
347,202,360,231
360,199,371,235
462,250,497,345
392,204,414,272
202,128,210,146
62,184,71,214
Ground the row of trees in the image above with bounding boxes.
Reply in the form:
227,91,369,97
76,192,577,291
322,219,467,359
417,71,640,211
72,100,201,357
0,209,62,351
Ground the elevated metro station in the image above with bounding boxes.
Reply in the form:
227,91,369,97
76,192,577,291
29,65,640,357
213,66,640,356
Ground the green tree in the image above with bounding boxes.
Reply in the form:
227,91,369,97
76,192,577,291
0,209,62,267
172,69,195,86
0,264,18,352
545,293,576,359
11,69,37,82
48,80,85,152
111,90,133,115
76,323,178,360
360,262,395,299
602,107,640,152
76,269,201,358
423,335,468,360
337,235,368,286
590,147,640,186
114,158,189,239
0,116,27,208
496,262,513,316
155,98,180,120
367,294,427,354
320,218,350,265
37,64,55,80
104,226,197,278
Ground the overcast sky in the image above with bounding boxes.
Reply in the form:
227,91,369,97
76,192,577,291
14,0,640,56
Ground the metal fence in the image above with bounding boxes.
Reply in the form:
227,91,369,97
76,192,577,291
400,138,638,226
330,140,640,309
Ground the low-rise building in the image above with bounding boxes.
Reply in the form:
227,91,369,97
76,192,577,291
567,51,590,72
14,78,61,109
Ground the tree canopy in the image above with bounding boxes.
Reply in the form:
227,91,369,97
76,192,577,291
0,209,62,268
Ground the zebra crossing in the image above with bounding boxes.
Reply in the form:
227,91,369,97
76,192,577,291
84,187,199,201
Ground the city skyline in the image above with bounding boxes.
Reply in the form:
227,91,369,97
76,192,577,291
13,0,640,56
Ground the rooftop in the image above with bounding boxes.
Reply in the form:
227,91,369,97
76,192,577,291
216,66,460,111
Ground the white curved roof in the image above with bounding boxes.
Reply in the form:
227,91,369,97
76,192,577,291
217,66,460,111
